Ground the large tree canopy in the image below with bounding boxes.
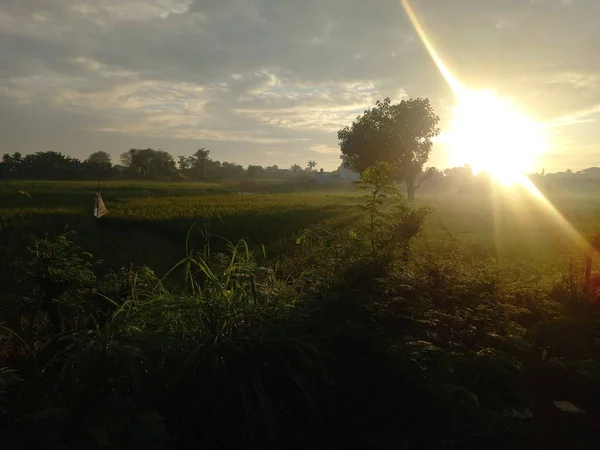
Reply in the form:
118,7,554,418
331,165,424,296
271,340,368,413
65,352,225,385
338,97,440,200
84,151,112,180
120,148,178,180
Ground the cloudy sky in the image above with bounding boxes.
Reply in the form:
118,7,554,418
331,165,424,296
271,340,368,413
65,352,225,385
1,0,598,171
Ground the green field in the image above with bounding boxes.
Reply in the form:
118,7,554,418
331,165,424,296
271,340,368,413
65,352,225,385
2,179,599,277
1,179,600,449
0,180,363,278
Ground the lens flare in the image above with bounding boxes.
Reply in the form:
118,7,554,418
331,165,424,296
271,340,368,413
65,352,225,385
401,0,548,185
400,0,595,256
445,90,548,185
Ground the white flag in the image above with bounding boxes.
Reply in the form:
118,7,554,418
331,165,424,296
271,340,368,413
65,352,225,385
94,192,108,218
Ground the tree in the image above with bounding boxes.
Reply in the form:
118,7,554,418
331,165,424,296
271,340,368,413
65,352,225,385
357,162,399,261
2,151,89,180
86,151,111,166
338,97,440,200
1,153,21,179
84,151,112,180
217,161,245,180
120,148,177,180
307,160,317,172
177,156,190,172
120,151,133,168
247,165,265,178
17,151,83,180
290,164,303,174
177,156,191,180
190,148,210,180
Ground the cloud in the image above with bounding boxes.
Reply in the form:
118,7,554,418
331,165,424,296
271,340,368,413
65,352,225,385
310,145,340,155
0,0,599,170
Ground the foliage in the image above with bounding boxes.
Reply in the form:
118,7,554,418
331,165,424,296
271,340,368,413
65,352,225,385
1,149,314,183
189,148,211,180
119,148,179,181
356,162,431,263
289,164,303,174
338,97,440,200
1,151,83,180
0,234,324,449
1,180,600,449
247,164,266,178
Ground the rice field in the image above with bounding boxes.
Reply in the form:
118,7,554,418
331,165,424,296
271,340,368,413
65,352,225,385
2,179,600,283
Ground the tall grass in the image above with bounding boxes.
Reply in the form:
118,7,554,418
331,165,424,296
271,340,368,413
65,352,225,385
1,231,326,449
1,180,600,449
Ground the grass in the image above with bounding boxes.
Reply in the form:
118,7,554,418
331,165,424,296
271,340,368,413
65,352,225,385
0,180,362,283
1,179,600,449
3,180,600,272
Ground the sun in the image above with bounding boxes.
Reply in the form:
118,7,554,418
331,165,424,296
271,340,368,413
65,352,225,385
444,90,548,185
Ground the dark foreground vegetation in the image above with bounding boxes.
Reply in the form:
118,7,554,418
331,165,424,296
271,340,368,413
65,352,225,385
1,172,600,449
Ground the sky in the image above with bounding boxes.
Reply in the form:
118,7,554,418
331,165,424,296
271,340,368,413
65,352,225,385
0,0,599,171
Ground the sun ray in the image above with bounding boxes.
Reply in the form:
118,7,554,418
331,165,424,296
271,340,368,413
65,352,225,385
519,176,594,254
401,0,547,185
400,0,597,259
399,0,464,97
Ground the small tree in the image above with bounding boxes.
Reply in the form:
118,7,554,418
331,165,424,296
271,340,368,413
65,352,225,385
338,97,440,200
307,160,317,172
86,151,111,167
247,165,265,178
177,156,190,172
85,151,112,180
177,156,191,180
357,161,432,262
290,164,303,174
356,162,400,261
191,148,211,180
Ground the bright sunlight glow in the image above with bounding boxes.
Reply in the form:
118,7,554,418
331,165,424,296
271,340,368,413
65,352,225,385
444,90,549,185
400,0,594,256
399,0,549,185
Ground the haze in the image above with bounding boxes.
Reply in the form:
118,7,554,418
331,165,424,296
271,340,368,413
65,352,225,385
1,0,598,171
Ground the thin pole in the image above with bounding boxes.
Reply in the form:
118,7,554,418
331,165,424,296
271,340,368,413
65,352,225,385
95,180,100,219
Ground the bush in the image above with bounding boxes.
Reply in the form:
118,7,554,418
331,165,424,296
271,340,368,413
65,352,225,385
1,218,600,449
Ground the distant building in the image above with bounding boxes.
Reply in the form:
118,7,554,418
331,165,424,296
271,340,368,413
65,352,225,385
315,168,339,184
338,165,360,181
578,167,600,179
338,155,360,181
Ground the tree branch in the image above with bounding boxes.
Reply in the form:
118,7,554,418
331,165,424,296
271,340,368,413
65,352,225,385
414,168,434,190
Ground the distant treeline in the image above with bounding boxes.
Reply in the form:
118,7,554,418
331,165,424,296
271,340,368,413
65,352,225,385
0,149,313,182
418,166,600,196
2,149,600,196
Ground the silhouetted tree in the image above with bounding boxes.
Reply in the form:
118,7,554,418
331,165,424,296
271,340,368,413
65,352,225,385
177,156,191,180
290,164,303,174
307,160,317,172
120,148,177,180
247,165,265,178
120,151,133,168
190,148,210,180
1,153,22,179
84,151,112,180
21,151,83,179
216,161,245,180
86,151,111,166
338,97,440,200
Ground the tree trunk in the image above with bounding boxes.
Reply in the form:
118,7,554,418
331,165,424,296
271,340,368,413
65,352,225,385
406,182,416,201
585,254,592,287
